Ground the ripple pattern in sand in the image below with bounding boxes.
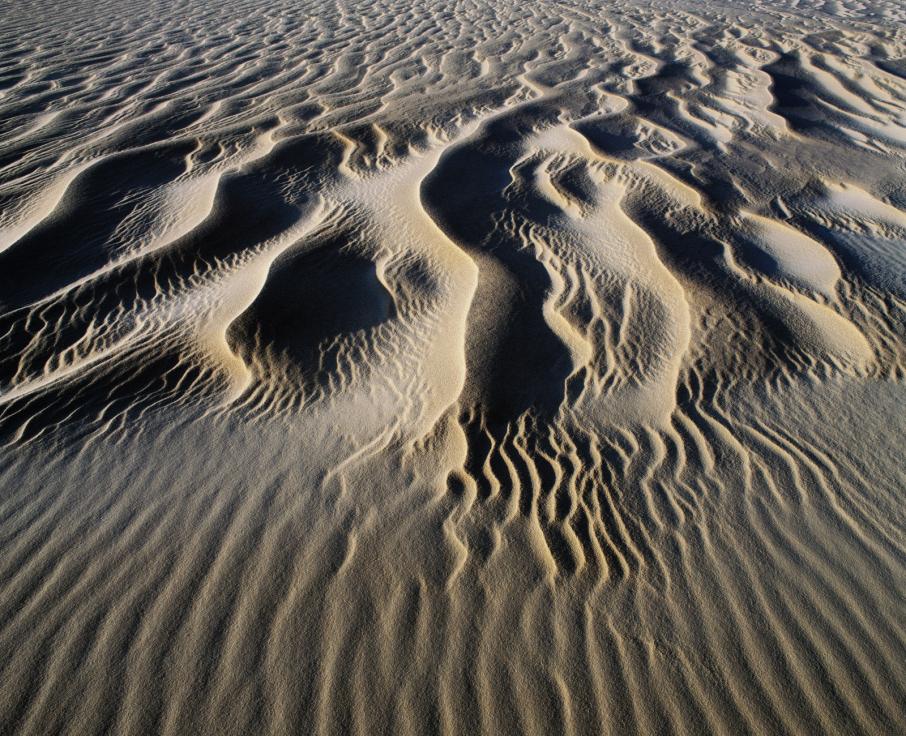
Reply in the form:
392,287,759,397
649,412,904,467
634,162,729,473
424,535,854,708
1,0,905,733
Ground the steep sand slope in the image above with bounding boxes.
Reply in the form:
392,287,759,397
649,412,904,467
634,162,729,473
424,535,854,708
0,0,905,733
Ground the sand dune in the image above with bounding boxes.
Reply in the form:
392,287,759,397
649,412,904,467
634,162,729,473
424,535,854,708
1,0,905,733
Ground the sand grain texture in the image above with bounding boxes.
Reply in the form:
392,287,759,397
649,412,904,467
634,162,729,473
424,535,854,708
1,0,905,733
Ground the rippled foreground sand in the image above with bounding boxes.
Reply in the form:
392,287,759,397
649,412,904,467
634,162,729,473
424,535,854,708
1,0,905,733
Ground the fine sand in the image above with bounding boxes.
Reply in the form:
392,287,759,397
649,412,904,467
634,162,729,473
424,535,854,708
1,0,905,733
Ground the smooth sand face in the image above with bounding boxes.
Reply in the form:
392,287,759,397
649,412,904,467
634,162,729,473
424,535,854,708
1,0,905,733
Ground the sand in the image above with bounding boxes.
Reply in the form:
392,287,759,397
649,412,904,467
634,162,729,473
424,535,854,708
1,0,905,733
